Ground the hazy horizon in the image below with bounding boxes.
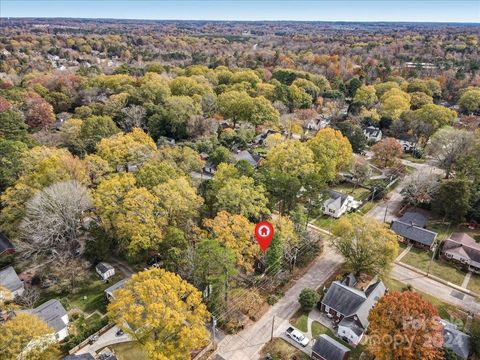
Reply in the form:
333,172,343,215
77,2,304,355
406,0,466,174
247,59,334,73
1,1,479,23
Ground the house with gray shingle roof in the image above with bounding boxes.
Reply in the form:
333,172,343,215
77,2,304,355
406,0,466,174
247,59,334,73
442,319,470,359
398,211,427,228
391,220,437,250
320,276,386,346
30,299,69,341
232,150,259,168
0,266,24,297
312,334,350,360
105,278,128,301
442,233,480,273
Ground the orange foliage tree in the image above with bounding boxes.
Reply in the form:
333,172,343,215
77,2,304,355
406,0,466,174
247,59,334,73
371,137,404,168
367,291,444,360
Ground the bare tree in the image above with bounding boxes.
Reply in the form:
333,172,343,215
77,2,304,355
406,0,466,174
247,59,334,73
20,181,91,259
15,287,39,308
120,105,146,131
426,127,475,179
401,170,441,207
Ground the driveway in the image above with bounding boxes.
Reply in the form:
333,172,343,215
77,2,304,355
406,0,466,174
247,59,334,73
366,159,443,223
75,324,131,356
213,245,343,360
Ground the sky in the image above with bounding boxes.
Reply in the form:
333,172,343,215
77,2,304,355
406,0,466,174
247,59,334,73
1,1,479,23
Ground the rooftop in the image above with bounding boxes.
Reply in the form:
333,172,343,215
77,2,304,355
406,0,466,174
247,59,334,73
312,334,350,360
0,266,23,293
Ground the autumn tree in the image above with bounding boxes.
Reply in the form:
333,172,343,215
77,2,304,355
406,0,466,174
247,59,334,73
79,115,120,153
23,93,55,129
353,85,377,108
203,211,258,273
263,140,316,178
367,291,444,360
372,137,404,168
307,128,353,181
0,313,58,360
458,87,480,114
331,215,399,276
96,128,156,167
0,109,31,143
432,179,471,223
0,139,28,191
402,170,441,207
426,127,475,179
411,104,457,138
108,268,210,360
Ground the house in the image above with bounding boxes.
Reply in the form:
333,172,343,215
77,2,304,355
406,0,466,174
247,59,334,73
321,190,358,218
391,220,437,250
203,161,216,175
442,319,470,359
363,126,382,142
312,334,350,360
0,232,15,257
396,136,417,152
31,299,69,341
232,150,259,168
0,266,24,297
442,233,480,273
320,276,386,345
105,278,128,301
304,118,328,132
398,211,427,228
95,262,115,281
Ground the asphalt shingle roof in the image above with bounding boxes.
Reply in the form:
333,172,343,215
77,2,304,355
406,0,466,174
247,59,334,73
31,299,67,332
0,233,14,254
398,211,427,228
391,220,437,246
312,334,350,360
0,266,23,293
442,320,470,359
96,262,114,274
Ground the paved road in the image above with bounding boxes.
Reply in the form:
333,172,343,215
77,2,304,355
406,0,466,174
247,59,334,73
75,325,131,356
391,263,480,314
213,245,343,360
366,159,443,223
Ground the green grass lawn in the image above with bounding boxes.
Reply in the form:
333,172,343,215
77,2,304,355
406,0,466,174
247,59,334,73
108,342,148,360
383,276,467,323
402,154,426,164
311,321,334,339
467,274,480,294
330,183,370,201
39,272,124,315
400,247,466,286
294,313,309,333
260,338,310,360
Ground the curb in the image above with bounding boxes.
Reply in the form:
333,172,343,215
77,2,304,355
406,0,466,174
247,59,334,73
395,261,480,299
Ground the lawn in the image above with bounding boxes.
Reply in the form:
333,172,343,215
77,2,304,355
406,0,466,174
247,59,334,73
108,342,148,360
260,338,310,360
400,247,466,286
311,321,334,339
293,313,309,333
330,183,371,201
383,276,467,323
467,274,480,295
39,272,124,315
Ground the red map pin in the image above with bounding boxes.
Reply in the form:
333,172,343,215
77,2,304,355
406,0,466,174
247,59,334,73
254,221,274,251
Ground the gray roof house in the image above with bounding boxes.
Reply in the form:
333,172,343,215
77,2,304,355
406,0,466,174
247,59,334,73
391,220,437,249
442,320,470,359
232,150,259,168
398,211,427,228
105,278,128,301
96,262,115,281
312,334,350,360
442,233,480,273
320,277,386,345
322,190,358,218
30,299,69,341
0,266,24,297
363,126,382,142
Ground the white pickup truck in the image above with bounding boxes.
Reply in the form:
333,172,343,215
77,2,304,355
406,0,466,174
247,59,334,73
285,326,310,347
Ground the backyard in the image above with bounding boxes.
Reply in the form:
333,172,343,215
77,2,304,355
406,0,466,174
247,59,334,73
107,342,148,360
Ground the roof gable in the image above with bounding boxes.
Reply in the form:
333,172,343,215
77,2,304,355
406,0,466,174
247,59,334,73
312,334,350,360
391,221,437,246
0,266,23,293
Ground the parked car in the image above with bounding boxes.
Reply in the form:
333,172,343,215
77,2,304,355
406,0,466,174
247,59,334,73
286,326,309,347
116,329,124,336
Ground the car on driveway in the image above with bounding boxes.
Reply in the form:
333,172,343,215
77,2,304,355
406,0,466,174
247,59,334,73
286,326,309,347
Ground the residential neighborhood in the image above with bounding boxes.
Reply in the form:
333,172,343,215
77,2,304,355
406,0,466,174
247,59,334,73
0,2,479,360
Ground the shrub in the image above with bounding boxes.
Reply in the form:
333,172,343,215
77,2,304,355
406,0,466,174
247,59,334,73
298,288,320,311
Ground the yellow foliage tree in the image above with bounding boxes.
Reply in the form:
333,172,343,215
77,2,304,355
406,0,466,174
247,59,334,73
107,268,210,360
204,211,258,273
0,313,58,360
263,140,316,178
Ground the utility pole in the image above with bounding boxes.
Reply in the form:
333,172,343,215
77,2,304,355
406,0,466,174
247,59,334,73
270,315,275,341
212,315,217,350
383,203,389,223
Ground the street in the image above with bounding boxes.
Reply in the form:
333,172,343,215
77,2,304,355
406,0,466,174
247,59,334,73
213,245,343,360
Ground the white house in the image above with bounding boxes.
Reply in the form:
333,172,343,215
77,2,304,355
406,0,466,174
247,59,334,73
0,266,24,297
322,190,358,218
31,299,69,341
363,126,382,142
95,262,115,281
